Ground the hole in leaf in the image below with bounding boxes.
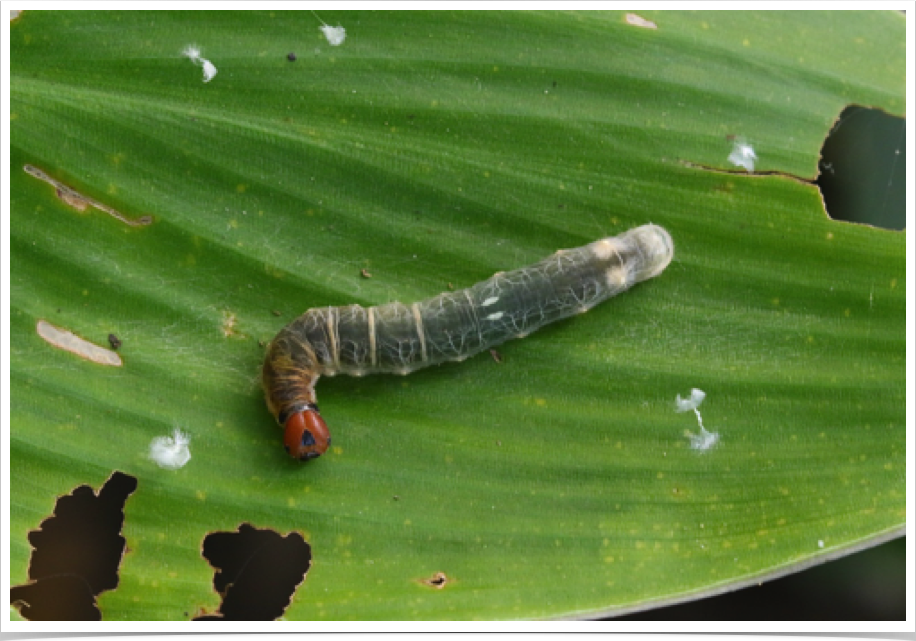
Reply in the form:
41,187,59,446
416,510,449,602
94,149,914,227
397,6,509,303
193,523,312,621
421,571,449,589
817,105,905,231
9,471,138,621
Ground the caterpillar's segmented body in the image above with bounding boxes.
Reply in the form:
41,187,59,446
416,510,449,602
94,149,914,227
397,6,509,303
263,224,674,460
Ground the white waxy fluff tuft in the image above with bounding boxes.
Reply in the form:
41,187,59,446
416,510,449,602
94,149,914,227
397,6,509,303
182,45,218,83
728,139,757,172
675,388,706,412
149,428,192,470
200,59,218,83
688,426,720,451
675,388,719,452
320,25,347,46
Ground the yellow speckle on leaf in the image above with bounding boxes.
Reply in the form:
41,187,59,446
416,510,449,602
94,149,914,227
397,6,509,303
221,311,239,338
236,184,247,193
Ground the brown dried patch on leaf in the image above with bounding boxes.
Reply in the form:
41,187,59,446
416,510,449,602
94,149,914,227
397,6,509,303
24,164,153,226
36,319,123,366
9,471,139,621
625,13,657,29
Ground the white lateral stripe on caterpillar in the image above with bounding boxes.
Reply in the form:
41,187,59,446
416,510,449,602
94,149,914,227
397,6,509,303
263,224,674,461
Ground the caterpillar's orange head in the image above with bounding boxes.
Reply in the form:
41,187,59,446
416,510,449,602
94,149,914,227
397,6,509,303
282,404,330,461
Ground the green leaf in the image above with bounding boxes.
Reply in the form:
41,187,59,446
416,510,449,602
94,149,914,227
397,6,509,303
9,10,904,620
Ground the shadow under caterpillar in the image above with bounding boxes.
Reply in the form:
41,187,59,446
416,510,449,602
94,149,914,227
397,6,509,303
263,224,674,461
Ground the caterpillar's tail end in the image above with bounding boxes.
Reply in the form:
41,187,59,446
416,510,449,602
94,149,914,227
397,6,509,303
629,224,674,282
284,409,331,461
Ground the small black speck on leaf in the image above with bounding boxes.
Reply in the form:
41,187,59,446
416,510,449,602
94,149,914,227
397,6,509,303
108,334,122,350
287,53,297,62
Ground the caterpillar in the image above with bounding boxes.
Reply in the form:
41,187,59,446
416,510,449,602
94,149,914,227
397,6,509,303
263,224,674,461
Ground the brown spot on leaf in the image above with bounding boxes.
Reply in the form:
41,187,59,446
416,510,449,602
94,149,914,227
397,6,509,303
56,188,91,211
421,571,449,589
